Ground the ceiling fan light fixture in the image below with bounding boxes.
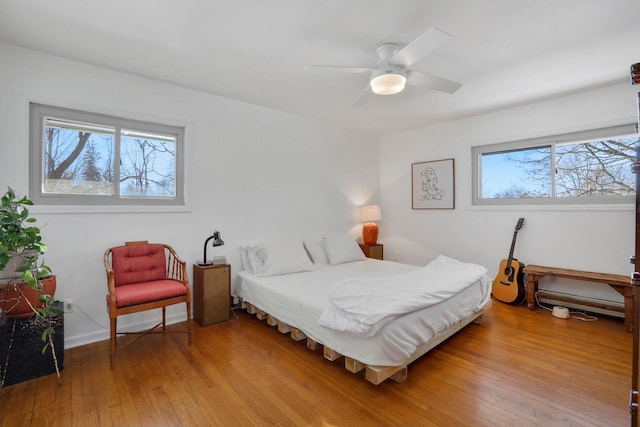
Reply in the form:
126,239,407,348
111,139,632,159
370,71,407,95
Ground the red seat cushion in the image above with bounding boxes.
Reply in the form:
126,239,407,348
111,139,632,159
114,279,187,308
111,244,167,286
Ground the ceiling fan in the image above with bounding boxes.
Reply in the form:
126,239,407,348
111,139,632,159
305,28,462,105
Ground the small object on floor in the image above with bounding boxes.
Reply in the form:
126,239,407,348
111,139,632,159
552,306,570,319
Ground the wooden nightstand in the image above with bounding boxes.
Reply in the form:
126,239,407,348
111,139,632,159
359,243,383,260
192,264,231,326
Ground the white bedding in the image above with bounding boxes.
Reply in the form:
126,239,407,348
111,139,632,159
318,255,489,337
237,258,491,366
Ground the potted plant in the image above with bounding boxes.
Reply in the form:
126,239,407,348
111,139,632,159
0,187,63,386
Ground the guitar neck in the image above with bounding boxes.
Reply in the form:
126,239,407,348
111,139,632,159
506,231,519,265
505,218,524,265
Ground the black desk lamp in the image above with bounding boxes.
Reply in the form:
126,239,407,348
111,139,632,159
199,230,224,265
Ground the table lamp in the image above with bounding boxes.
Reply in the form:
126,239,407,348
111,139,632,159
359,205,382,245
199,230,224,265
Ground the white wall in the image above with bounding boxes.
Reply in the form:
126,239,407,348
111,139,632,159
2,40,636,347
0,43,379,347
379,82,638,307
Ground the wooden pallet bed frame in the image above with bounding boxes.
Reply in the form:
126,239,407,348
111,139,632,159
241,299,492,385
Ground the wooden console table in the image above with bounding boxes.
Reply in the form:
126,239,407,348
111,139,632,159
523,265,633,331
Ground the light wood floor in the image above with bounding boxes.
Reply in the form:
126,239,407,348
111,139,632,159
0,299,633,426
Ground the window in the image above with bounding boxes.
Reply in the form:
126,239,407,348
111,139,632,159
30,103,184,206
472,124,639,206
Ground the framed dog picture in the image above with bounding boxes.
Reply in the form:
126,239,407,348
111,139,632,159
411,158,455,209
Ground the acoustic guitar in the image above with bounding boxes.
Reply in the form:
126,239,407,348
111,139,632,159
492,218,526,304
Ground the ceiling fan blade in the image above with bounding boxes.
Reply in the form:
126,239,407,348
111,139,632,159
353,85,373,107
391,27,451,68
406,70,462,94
304,65,373,73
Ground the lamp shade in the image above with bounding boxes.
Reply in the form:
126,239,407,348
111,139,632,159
211,231,224,247
359,205,382,245
359,205,382,222
370,72,406,95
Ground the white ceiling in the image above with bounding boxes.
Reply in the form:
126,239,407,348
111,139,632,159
1,0,638,136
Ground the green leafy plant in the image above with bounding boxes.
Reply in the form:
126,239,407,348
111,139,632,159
0,187,62,385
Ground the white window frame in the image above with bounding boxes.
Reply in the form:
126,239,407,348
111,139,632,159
472,124,638,206
29,103,185,207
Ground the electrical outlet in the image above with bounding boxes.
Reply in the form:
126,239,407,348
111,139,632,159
64,298,74,313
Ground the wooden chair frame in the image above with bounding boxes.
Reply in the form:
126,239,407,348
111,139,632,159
104,241,192,369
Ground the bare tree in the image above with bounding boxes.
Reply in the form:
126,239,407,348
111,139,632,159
498,138,637,198
556,139,635,196
120,138,175,196
44,124,174,197
45,128,91,180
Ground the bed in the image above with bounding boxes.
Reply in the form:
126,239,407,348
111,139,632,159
236,235,492,385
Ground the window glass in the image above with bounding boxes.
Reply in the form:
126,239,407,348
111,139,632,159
119,130,176,198
556,138,636,198
30,103,184,206
472,125,638,206
43,118,115,196
481,146,551,199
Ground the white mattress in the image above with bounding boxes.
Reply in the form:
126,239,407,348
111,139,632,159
237,259,491,366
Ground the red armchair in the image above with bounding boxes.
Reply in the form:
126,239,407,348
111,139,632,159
104,241,192,369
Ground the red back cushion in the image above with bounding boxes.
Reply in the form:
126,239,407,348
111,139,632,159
111,244,167,286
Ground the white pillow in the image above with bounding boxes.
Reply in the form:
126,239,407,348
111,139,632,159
239,246,254,274
303,238,329,265
250,240,314,277
246,244,266,274
323,234,366,265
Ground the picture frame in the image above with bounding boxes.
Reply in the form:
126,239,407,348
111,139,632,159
411,158,455,209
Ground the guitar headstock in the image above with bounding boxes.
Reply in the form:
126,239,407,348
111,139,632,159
515,217,525,231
